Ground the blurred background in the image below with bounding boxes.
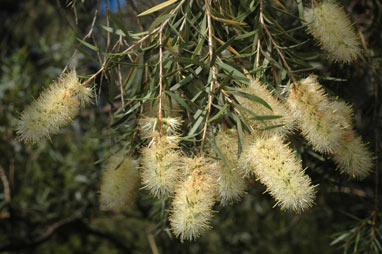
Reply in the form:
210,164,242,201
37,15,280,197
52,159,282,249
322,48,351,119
0,0,381,253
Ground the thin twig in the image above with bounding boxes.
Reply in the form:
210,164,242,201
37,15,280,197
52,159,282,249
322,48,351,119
0,165,11,203
259,0,298,85
147,233,160,254
117,64,125,109
63,9,98,73
104,0,111,52
256,39,261,68
201,0,217,153
158,30,164,134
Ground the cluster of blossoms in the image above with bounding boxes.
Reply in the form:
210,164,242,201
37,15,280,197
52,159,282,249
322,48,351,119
15,0,373,243
16,72,92,144
287,75,374,179
133,77,372,241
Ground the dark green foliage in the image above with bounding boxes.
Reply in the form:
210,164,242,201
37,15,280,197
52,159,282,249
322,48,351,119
0,0,381,253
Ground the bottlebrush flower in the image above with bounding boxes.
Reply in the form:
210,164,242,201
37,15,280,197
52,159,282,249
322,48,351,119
213,129,246,205
240,134,316,212
330,99,354,128
332,130,373,179
287,75,345,153
304,1,361,63
170,157,216,241
141,133,182,198
138,116,182,139
329,101,373,178
99,152,140,211
237,79,294,136
16,71,92,144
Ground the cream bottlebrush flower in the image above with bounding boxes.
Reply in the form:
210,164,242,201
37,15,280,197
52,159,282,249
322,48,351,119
16,71,92,144
237,79,294,136
332,130,373,179
240,134,316,212
330,99,354,128
213,129,247,205
138,116,182,139
170,157,216,241
99,152,140,211
287,76,346,153
141,134,182,198
329,100,373,178
304,1,361,63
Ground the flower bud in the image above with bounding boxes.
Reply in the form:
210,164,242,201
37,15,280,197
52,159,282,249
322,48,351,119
100,152,140,211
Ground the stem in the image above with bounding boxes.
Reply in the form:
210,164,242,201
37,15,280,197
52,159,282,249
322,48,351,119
256,39,261,68
0,165,10,203
311,0,319,8
158,30,164,134
127,0,145,32
82,0,186,87
259,0,298,86
201,0,217,153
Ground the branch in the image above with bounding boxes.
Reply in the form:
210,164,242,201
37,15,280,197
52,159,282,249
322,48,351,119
201,0,217,152
0,211,82,252
82,0,186,87
0,165,11,203
158,30,164,134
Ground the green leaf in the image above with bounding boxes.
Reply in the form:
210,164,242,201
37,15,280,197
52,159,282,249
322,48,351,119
165,90,194,113
100,25,126,37
232,113,244,156
250,115,282,120
330,232,351,245
175,57,204,66
138,0,178,17
208,103,228,123
148,13,175,32
217,61,249,82
207,138,230,168
188,115,204,136
235,30,257,40
353,231,361,252
76,38,99,52
258,124,284,131
229,90,273,111
107,10,132,41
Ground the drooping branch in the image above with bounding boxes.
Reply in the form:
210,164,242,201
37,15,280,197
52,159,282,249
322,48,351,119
0,211,82,252
0,165,11,203
201,0,217,152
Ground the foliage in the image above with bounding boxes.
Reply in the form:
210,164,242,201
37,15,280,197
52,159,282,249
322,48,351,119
0,0,381,253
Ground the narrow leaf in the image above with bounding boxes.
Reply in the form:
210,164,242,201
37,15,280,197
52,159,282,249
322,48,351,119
137,0,178,17
208,138,230,168
76,38,99,52
229,90,273,111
